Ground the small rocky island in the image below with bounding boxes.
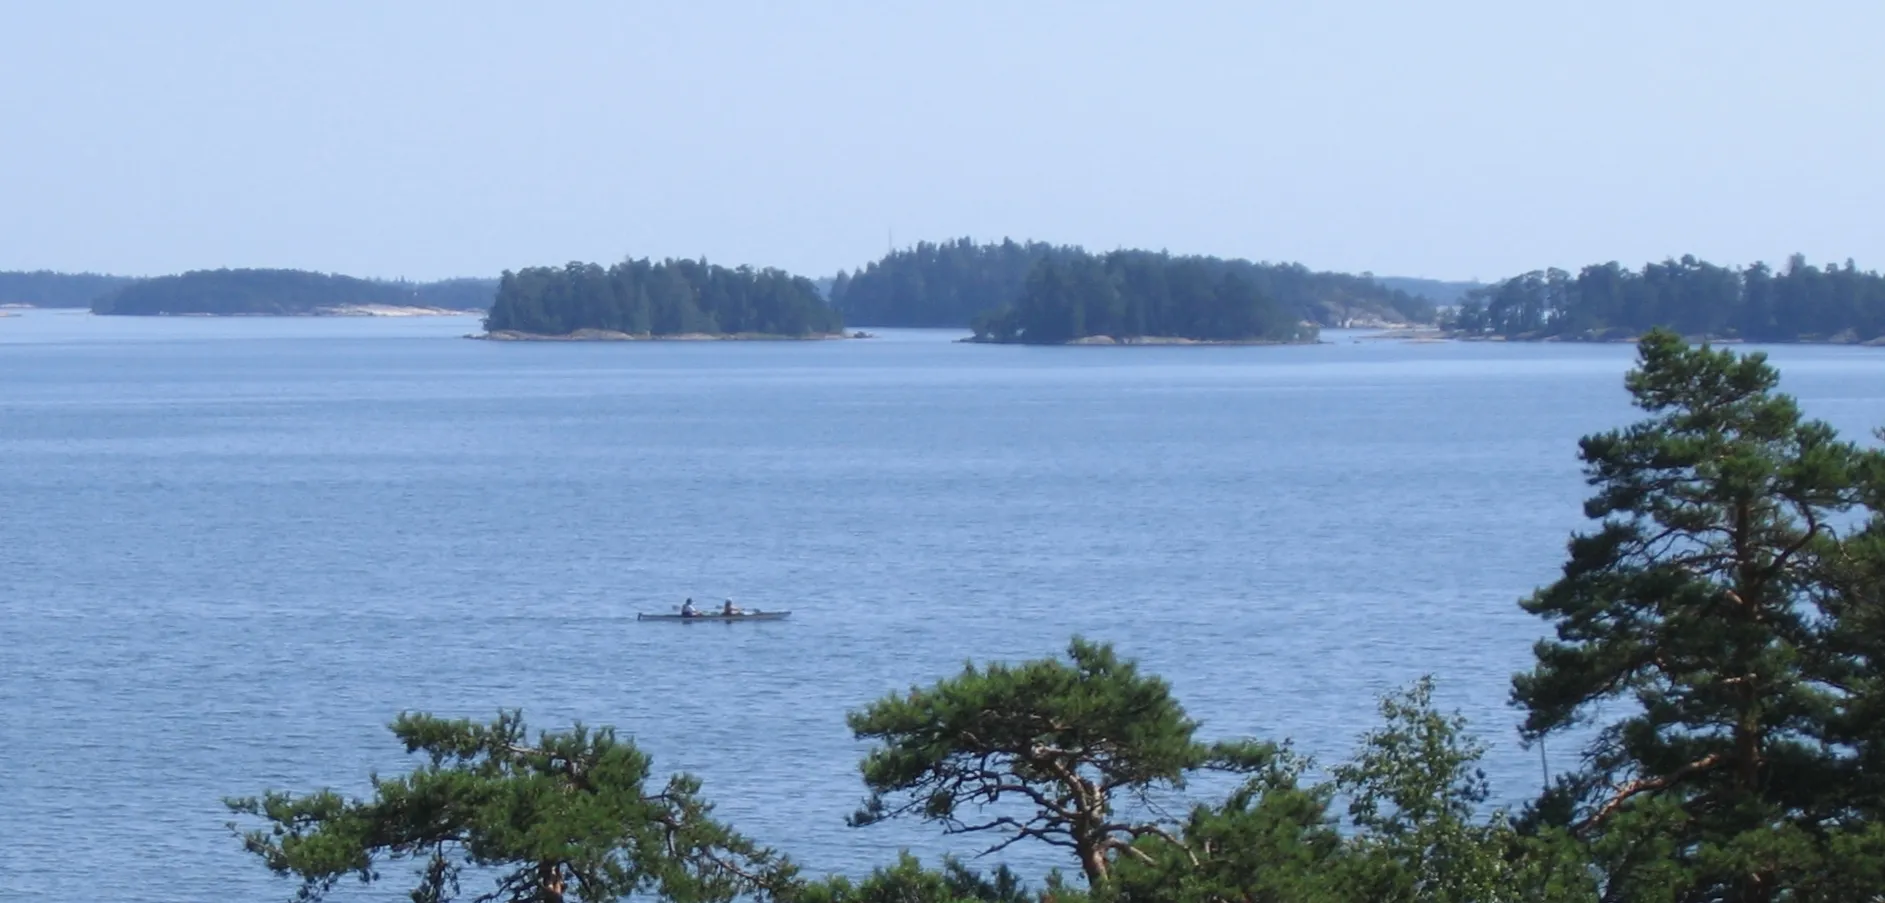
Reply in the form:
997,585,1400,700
472,256,852,341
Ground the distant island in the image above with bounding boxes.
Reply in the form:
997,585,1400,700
965,249,1319,346
1446,254,1885,345
1,271,138,309
475,257,848,340
91,269,496,317
826,237,1436,332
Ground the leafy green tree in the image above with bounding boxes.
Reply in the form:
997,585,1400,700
1101,753,1344,903
226,711,794,903
791,853,1034,903
1511,329,1875,901
844,638,1275,885
1331,678,1595,903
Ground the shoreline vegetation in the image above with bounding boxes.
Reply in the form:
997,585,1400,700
477,255,845,340
119,304,484,318
1445,252,1885,345
474,328,868,341
10,248,1885,349
957,332,1318,346
88,269,498,317
826,238,1438,347
965,248,1325,345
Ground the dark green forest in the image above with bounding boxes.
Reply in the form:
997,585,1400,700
483,257,843,337
828,238,1435,331
91,269,496,316
1448,253,1885,343
227,333,1885,902
969,249,1317,344
0,270,136,308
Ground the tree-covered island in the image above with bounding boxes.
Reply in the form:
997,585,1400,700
90,268,496,316
966,249,1339,345
1448,253,1885,344
0,270,137,308
828,238,1436,339
477,257,849,340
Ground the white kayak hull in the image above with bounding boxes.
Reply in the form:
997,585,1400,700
637,611,791,622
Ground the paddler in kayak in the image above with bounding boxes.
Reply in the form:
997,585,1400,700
681,598,699,618
721,599,743,616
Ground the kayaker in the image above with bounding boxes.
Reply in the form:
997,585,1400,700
681,598,698,618
721,599,742,616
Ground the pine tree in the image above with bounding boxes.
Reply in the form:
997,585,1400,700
1511,329,1875,901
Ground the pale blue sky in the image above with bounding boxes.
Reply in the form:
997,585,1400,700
2,1,1879,282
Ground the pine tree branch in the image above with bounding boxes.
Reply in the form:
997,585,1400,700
1578,752,1725,834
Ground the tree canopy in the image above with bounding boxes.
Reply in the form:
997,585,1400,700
1448,254,1885,342
91,269,496,315
483,258,842,337
225,711,795,903
845,637,1275,884
829,238,1434,332
968,251,1318,345
1511,328,1885,900
0,270,135,308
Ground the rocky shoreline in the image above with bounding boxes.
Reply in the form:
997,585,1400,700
472,329,871,342
957,334,1320,347
1446,330,1885,347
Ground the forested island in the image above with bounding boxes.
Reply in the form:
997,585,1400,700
478,256,846,340
827,237,1436,333
224,334,1885,901
1448,253,1885,344
967,249,1318,345
0,270,137,308
91,269,496,316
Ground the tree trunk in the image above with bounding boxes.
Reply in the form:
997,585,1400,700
1729,502,1772,903
538,860,566,903
1075,837,1109,886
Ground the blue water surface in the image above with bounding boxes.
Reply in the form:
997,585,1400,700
4,310,1883,900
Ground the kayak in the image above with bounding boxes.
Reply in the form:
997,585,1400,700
637,610,791,622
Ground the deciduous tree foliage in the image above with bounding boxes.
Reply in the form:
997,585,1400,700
225,711,794,903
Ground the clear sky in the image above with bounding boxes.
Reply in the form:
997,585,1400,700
2,0,1879,282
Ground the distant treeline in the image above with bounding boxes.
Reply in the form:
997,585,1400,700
1372,275,1483,306
1449,254,1885,343
92,269,497,316
0,271,137,308
483,257,843,337
828,237,1436,331
971,249,1316,344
